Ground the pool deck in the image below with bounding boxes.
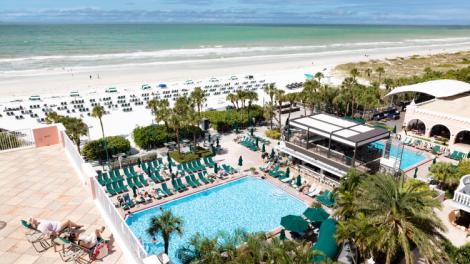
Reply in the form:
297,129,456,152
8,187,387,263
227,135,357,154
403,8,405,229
0,146,126,264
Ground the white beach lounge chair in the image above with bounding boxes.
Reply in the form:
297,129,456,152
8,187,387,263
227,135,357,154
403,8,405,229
281,176,293,183
308,188,321,197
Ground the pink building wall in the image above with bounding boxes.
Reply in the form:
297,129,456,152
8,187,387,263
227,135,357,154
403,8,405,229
32,125,61,147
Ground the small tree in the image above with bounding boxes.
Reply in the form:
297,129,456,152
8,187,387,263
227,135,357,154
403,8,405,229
147,210,184,255
91,105,106,138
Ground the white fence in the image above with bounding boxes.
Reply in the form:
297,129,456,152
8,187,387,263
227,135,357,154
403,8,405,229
92,177,148,263
61,130,88,183
453,191,470,209
0,128,35,152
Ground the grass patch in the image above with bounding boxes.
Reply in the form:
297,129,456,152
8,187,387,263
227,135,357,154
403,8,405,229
169,146,212,163
265,128,281,140
437,63,455,68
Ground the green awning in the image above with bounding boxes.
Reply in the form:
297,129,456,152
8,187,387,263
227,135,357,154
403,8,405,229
280,215,309,234
313,218,339,262
303,207,329,223
29,95,41,101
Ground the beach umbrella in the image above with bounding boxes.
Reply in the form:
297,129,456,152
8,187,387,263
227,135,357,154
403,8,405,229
413,167,418,178
433,157,437,164
131,185,137,198
137,157,142,168
262,143,266,153
238,156,243,167
234,122,239,133
216,137,220,147
280,215,309,234
208,134,212,143
392,125,397,134
279,229,287,240
214,163,219,174
169,163,173,173
250,127,254,137
211,144,217,155
255,137,259,148
467,151,470,159
167,152,171,163
303,208,329,223
270,149,275,159
285,167,290,178
296,175,301,186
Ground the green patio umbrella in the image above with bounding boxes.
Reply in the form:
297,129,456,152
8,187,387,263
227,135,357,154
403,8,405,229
216,137,220,147
467,151,470,159
262,143,266,153
238,155,243,167
270,149,275,159
250,127,254,137
279,229,287,240
208,134,212,143
285,167,290,178
433,157,437,164
303,207,329,223
280,215,309,234
214,163,219,174
131,185,137,197
296,175,301,186
211,144,217,155
234,122,239,133
255,137,259,148
169,162,173,173
392,125,397,134
167,152,171,163
413,167,418,178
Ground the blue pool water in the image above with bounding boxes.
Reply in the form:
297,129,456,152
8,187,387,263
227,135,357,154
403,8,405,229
371,141,427,170
126,177,307,263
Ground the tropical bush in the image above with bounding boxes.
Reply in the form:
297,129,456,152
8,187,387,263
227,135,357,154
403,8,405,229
82,136,130,161
429,160,470,193
0,132,22,150
265,128,281,140
169,147,212,163
202,106,264,133
443,240,470,264
133,125,202,150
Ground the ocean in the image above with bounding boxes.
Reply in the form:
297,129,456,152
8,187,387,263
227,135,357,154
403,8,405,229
1,24,470,76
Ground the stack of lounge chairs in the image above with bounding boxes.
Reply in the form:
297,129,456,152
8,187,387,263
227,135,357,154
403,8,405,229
449,150,466,160
222,164,237,174
239,136,258,151
268,165,281,177
141,158,164,173
97,170,129,197
259,161,273,172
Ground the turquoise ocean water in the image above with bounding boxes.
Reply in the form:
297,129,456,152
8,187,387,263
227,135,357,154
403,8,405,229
1,24,470,74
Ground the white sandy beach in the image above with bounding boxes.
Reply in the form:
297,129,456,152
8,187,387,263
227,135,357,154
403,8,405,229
1,42,470,100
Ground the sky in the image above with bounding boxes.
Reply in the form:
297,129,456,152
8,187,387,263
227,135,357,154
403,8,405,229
1,0,470,25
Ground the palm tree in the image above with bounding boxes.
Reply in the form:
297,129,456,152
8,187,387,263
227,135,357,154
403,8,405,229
302,80,320,114
314,72,324,83
350,68,360,81
91,105,106,138
263,83,277,104
263,103,275,129
344,173,447,264
45,112,87,152
147,210,184,255
169,96,191,153
226,93,238,109
274,89,285,131
376,66,385,84
429,162,460,189
190,87,206,117
148,98,159,119
284,92,298,120
155,99,170,129
364,68,372,79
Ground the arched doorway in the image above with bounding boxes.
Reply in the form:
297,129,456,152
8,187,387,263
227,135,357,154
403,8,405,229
406,119,426,135
455,130,470,145
430,124,451,141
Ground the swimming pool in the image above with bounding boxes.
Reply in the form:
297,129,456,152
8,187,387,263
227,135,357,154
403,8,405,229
371,141,427,170
126,177,307,263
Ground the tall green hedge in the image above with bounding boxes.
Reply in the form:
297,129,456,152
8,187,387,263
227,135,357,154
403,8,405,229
133,124,202,150
202,106,264,133
82,136,131,161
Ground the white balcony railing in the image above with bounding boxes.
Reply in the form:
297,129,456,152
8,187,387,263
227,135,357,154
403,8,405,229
0,128,35,152
453,175,470,212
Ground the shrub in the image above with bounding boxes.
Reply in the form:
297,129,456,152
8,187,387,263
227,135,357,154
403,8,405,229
202,106,265,133
169,147,213,163
82,136,130,161
133,125,202,150
0,132,22,150
265,129,281,140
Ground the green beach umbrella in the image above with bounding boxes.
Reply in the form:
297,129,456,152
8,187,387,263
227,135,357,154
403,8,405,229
413,167,418,178
208,134,212,143
285,167,290,178
169,162,173,173
392,125,397,134
250,127,254,137
137,157,142,168
255,137,259,148
234,121,239,133
296,175,301,186
167,152,171,163
270,149,275,159
238,155,243,167
467,151,470,159
216,137,220,147
303,208,329,223
131,185,137,198
280,215,309,234
262,143,266,153
214,163,219,174
433,157,437,164
211,144,216,155
279,229,287,240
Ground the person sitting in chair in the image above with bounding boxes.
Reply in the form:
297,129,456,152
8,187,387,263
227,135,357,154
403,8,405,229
77,226,105,249
29,218,83,237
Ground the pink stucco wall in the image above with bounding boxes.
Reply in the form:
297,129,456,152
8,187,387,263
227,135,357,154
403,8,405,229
32,126,60,147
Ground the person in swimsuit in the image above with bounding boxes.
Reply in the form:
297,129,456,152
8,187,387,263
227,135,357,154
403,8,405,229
29,218,83,237
77,226,105,249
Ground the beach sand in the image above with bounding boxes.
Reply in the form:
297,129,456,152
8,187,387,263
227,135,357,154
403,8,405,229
1,42,469,100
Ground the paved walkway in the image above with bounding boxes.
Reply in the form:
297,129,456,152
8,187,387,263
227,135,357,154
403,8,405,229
0,146,125,264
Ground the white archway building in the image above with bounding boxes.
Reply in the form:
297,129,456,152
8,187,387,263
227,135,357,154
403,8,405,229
387,80,470,151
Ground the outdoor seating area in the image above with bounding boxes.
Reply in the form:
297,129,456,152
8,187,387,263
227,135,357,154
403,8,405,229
401,135,469,160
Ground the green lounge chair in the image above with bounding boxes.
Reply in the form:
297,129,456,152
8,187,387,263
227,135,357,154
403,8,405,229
21,220,52,253
112,181,123,193
208,156,216,166
162,183,173,195
123,193,135,209
130,166,137,175
126,177,135,190
156,188,167,197
203,157,214,168
171,179,181,192
155,171,165,182
133,176,144,188
185,176,197,188
197,172,209,184
142,162,149,173
105,183,117,196
222,164,233,174
138,174,149,186
147,172,158,183
188,161,198,172
177,178,188,190
114,170,124,180
102,172,111,184
97,172,106,186
118,180,128,192
269,165,280,177
124,167,133,178
183,163,192,173
432,145,440,155
190,174,202,185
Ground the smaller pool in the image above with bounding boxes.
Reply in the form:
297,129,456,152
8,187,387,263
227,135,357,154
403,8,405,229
371,141,427,170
